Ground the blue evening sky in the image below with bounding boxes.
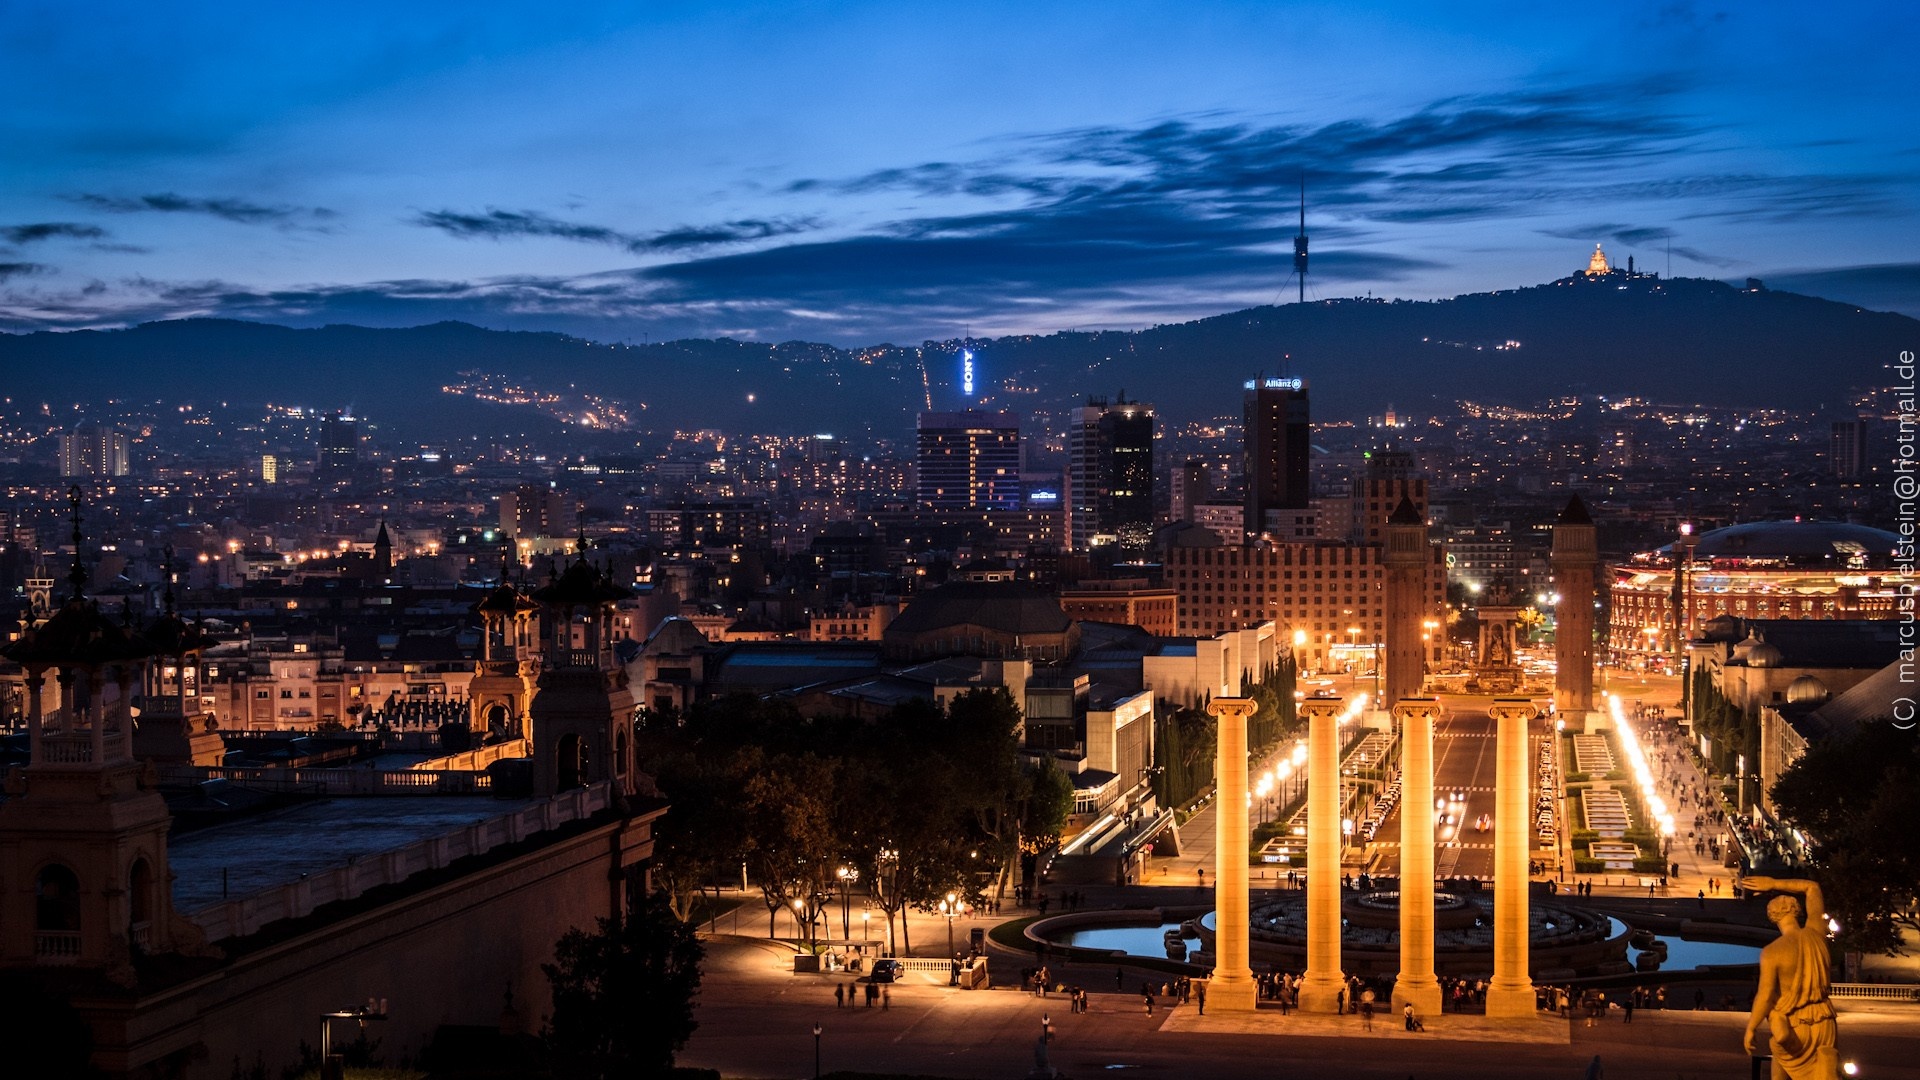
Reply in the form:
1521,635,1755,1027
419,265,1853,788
1,1,1915,341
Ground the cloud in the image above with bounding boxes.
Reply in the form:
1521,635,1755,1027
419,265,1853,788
0,263,51,283
1535,223,1738,267
412,208,816,253
1,222,107,244
1746,263,1920,317
66,192,334,225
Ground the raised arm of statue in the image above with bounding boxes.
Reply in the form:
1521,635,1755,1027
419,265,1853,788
1740,876,1826,929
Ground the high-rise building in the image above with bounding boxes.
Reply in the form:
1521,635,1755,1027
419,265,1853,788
1068,395,1154,552
916,411,1022,510
316,412,360,479
260,454,278,484
500,483,575,540
1831,419,1869,479
57,426,131,478
1242,377,1311,540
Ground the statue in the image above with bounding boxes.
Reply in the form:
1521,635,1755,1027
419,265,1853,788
1741,876,1840,1079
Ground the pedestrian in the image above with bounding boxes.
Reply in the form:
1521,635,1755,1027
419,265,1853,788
1585,1054,1604,1079
1404,1002,1415,1031
1336,988,1346,1013
881,986,890,1010
835,983,845,1008
1623,998,1634,1024
1361,1000,1373,1032
1697,889,1706,910
1197,981,1207,1015
1116,966,1125,991
866,982,877,1008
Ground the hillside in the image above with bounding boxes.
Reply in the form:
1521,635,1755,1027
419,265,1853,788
0,274,1905,437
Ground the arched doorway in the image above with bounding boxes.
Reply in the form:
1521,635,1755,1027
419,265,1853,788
34,864,81,960
485,703,510,739
556,732,585,791
128,858,155,953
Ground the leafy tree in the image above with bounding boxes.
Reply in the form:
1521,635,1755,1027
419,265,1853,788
543,891,705,1080
741,752,838,946
1024,754,1074,851
1770,721,1920,955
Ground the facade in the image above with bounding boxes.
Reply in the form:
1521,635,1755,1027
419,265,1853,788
1067,395,1155,553
1243,377,1311,540
58,426,132,478
646,501,773,547
1165,541,1446,672
881,580,1078,661
915,410,1022,510
1830,419,1868,479
499,483,576,540
1356,448,1428,544
1057,579,1179,637
1609,521,1907,662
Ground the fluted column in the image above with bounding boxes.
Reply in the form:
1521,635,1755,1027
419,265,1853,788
1207,696,1258,1011
1391,698,1443,1019
1486,698,1540,1018
1297,697,1345,1012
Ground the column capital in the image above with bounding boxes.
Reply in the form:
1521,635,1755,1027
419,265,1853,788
1390,697,1443,723
1299,698,1345,722
1487,698,1541,723
1206,696,1258,722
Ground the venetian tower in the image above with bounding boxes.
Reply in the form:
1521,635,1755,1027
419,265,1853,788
0,491,209,983
1551,495,1598,717
469,560,540,743
1382,496,1428,706
131,547,225,767
528,553,638,798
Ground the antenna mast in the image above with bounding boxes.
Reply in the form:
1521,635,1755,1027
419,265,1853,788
1294,174,1309,304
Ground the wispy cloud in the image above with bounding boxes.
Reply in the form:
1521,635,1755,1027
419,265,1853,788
0,262,51,283
1,222,107,244
412,208,816,253
66,192,335,226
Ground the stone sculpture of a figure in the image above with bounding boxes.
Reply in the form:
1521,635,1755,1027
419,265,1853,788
1741,876,1840,1080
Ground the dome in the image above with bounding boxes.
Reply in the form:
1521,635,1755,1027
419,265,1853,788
1731,633,1764,662
1747,641,1784,668
1785,675,1830,707
1660,521,1898,563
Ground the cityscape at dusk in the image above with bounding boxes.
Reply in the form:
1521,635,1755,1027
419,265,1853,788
0,4,1916,1080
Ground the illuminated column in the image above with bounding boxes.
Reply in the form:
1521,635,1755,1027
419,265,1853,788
1297,698,1345,1012
1486,698,1540,1019
1391,698,1443,1019
1207,697,1259,1012
1382,498,1428,706
1551,496,1597,717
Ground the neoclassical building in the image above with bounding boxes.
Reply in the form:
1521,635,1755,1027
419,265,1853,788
1608,521,1906,665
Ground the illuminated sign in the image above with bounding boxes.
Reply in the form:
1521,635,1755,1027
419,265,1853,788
962,349,975,396
1028,489,1060,503
1242,377,1304,391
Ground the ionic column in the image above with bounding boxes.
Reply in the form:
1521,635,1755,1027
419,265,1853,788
1486,698,1540,1018
1391,698,1443,1019
1206,697,1258,1011
1297,697,1345,1012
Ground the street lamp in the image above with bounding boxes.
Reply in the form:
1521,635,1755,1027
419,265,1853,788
812,1023,823,1080
792,897,809,947
938,892,967,957
320,1000,389,1069
835,866,856,938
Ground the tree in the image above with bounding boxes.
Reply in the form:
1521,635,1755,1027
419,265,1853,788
1024,754,1074,851
1770,721,1920,955
543,891,705,1080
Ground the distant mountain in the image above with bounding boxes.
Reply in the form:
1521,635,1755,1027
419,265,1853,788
0,274,1905,438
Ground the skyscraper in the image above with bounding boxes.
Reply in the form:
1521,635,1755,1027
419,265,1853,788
316,411,361,480
1831,419,1869,479
916,411,1022,510
1243,377,1311,539
57,426,131,478
1068,395,1155,553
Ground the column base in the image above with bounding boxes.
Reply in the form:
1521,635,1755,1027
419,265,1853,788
1295,973,1345,1013
1205,972,1258,1013
1485,982,1538,1019
1390,977,1442,1021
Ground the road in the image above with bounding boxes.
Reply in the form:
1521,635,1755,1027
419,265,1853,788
1368,708,1522,881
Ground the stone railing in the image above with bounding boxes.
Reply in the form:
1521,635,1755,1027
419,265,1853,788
34,930,81,962
159,764,494,796
410,739,529,772
186,782,613,943
1832,983,1920,1002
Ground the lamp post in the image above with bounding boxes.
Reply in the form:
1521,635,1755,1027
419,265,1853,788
812,1023,823,1080
835,867,855,938
938,892,967,957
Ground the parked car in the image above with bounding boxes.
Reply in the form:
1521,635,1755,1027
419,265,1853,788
867,959,902,983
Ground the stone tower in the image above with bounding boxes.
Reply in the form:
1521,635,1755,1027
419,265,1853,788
528,555,637,798
373,521,393,578
0,492,207,983
1551,494,1598,717
469,565,540,743
1381,496,1428,706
